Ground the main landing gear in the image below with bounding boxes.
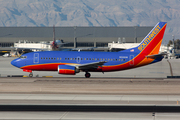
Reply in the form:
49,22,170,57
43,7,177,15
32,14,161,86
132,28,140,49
85,72,91,78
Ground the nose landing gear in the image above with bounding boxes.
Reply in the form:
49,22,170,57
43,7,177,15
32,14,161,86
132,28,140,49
85,72,91,78
29,72,33,77
23,69,33,77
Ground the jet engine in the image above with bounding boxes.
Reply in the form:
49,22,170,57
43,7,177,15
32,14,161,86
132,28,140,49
58,65,79,75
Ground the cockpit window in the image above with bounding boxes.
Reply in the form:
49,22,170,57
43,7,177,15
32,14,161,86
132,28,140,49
19,56,27,59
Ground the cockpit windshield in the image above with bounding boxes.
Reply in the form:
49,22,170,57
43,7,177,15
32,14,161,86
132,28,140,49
19,56,27,59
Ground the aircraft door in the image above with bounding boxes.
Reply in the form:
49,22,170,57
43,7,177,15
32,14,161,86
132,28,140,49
76,56,81,63
34,53,39,63
129,55,134,66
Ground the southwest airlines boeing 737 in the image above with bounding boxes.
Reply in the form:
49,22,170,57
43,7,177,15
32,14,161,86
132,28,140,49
11,22,167,78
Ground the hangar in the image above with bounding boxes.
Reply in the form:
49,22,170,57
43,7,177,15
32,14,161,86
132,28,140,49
0,26,153,48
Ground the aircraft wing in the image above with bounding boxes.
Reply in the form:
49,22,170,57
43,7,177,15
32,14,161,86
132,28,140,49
146,52,167,59
75,61,107,70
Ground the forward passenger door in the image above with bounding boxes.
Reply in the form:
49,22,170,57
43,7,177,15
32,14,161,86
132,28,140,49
34,53,39,64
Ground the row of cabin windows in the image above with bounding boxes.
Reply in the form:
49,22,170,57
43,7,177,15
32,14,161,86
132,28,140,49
65,58,126,61
41,57,126,61
41,57,62,60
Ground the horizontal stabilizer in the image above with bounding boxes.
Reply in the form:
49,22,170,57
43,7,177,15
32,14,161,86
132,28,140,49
146,52,167,59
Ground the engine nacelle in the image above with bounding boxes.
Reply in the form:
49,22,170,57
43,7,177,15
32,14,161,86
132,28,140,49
58,65,79,75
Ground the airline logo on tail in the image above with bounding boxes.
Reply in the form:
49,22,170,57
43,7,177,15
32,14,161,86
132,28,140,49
138,24,161,51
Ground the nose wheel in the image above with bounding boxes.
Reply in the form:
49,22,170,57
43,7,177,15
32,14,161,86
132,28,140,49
85,72,91,78
29,73,33,77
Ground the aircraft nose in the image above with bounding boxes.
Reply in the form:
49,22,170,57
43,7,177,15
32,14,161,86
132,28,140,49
11,59,18,67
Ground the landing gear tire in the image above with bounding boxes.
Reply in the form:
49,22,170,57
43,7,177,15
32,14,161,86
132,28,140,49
29,73,33,77
85,72,91,78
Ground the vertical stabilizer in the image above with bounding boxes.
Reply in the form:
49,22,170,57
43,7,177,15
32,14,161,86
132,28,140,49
128,22,167,67
137,22,167,55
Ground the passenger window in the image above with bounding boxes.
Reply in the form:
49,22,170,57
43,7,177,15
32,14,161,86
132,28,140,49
60,58,61,60
89,58,91,60
92,58,94,60
84,58,86,60
57,58,59,60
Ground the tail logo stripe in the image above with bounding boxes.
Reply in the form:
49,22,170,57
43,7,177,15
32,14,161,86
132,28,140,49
138,24,161,51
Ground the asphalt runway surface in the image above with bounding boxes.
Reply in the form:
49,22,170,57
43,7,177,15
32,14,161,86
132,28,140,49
0,78,179,120
1,112,180,120
0,93,180,120
0,77,180,95
0,78,180,106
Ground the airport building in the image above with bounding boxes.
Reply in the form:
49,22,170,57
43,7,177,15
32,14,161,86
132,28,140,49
0,26,153,48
